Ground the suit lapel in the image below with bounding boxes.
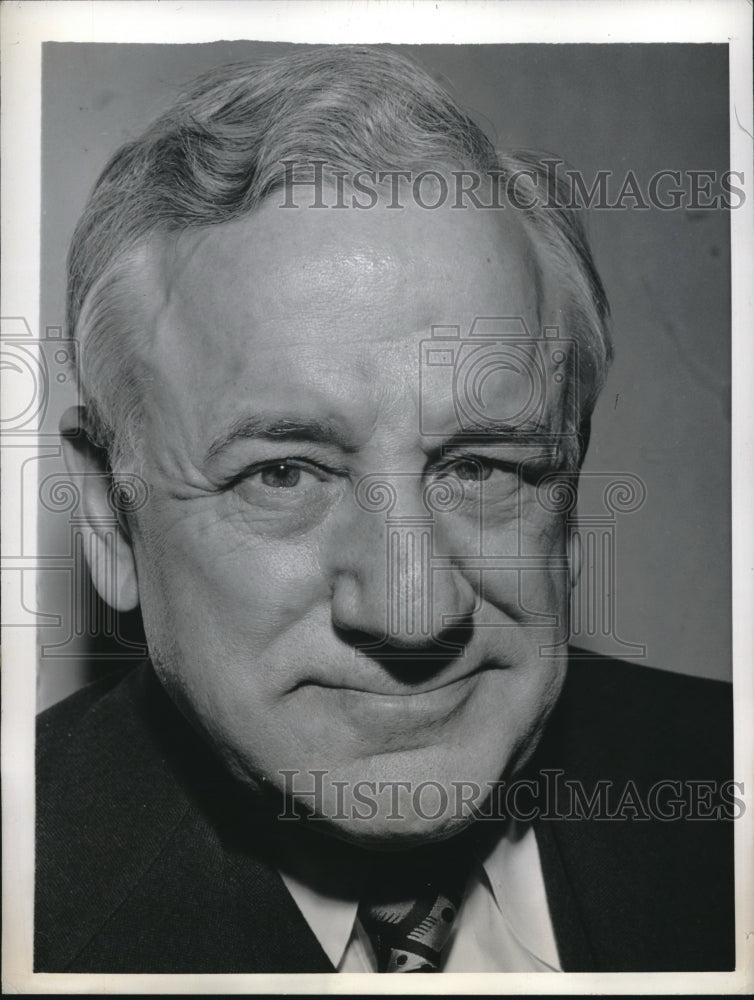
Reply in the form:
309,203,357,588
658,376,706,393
532,819,595,971
37,663,334,973
528,653,735,973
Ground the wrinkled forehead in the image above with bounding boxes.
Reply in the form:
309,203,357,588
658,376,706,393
120,198,575,453
138,196,551,351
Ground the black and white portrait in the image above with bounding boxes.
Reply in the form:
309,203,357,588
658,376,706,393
2,2,752,993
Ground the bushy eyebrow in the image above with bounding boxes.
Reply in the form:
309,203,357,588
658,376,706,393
432,423,570,470
204,414,355,463
433,421,562,450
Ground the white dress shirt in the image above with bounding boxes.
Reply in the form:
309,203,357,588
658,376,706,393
279,821,562,972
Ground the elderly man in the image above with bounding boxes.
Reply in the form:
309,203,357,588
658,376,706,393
36,46,734,974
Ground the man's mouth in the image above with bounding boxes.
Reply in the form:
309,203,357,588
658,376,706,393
286,662,505,741
291,659,499,699
327,670,491,740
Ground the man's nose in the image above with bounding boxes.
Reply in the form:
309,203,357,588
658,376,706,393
328,476,477,649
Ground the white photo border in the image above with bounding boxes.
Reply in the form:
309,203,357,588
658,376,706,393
2,1,752,994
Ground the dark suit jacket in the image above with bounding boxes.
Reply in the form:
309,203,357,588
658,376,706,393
35,653,735,973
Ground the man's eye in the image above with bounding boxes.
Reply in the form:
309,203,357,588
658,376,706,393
446,459,494,482
258,462,305,488
229,456,346,521
251,460,327,489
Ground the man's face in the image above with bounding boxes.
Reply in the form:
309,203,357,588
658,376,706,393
124,194,575,843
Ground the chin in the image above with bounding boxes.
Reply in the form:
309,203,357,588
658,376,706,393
267,743,512,849
308,804,478,850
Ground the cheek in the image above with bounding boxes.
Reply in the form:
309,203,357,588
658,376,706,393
132,500,330,655
441,499,569,617
514,515,570,623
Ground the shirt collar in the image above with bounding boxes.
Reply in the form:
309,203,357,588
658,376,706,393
278,867,359,968
478,820,561,969
279,820,557,971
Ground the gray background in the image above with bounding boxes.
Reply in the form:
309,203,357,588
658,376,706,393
37,42,731,709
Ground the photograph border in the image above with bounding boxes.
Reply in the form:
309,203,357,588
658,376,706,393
2,1,752,994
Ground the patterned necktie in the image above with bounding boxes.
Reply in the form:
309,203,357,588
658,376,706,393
357,847,468,972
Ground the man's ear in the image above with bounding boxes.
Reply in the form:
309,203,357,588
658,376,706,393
59,405,140,612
